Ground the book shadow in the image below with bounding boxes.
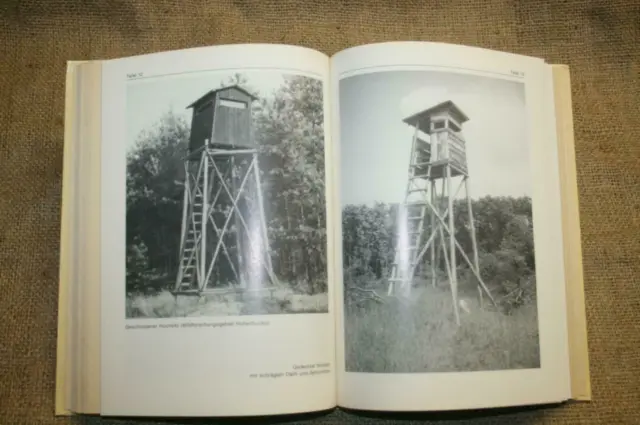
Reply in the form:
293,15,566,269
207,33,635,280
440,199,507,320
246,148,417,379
78,409,333,425
74,402,566,424
339,401,566,422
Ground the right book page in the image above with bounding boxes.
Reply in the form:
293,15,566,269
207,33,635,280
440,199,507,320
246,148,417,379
329,41,572,412
552,64,591,402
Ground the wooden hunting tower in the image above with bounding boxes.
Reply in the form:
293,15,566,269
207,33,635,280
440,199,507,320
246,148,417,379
174,85,278,296
387,100,496,325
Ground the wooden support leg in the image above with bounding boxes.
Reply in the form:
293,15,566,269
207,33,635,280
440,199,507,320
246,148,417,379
465,176,483,308
251,154,277,286
446,164,460,326
430,180,436,287
199,151,209,292
230,155,246,288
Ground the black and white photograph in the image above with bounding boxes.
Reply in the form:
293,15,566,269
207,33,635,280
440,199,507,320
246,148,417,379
340,70,540,373
125,70,328,318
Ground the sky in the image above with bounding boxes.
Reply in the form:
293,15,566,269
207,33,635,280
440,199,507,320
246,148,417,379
339,70,531,206
126,70,290,152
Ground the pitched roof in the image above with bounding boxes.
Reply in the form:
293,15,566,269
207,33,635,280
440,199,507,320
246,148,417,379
403,100,469,128
186,85,258,109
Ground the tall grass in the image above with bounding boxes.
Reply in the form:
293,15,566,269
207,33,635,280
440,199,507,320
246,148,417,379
345,284,540,373
125,285,329,318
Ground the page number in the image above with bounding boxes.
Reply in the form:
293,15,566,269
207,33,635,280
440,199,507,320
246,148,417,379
127,72,143,79
510,70,525,78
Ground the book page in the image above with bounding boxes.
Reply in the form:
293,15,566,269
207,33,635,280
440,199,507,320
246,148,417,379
56,60,102,415
100,44,336,417
330,42,571,411
552,65,591,401
56,61,83,416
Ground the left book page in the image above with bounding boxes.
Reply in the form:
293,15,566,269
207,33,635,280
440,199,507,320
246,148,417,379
56,60,103,415
100,44,336,417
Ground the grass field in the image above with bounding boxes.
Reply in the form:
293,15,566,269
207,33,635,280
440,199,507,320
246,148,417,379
344,282,540,373
125,285,329,318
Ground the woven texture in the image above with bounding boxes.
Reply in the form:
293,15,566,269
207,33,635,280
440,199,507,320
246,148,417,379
1,0,639,424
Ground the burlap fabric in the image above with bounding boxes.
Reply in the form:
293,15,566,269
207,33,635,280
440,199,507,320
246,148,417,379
1,0,639,424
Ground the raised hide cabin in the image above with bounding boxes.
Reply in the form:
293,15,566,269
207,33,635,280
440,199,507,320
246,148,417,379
186,85,257,155
402,100,470,179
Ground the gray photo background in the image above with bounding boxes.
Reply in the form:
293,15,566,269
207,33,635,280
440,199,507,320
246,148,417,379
340,70,541,373
125,70,329,318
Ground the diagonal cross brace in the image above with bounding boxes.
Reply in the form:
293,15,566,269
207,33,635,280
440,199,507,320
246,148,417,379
400,177,465,280
203,161,241,283
202,155,255,289
422,194,497,307
205,161,241,285
204,155,276,288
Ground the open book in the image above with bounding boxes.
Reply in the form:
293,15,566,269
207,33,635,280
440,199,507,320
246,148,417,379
57,41,591,417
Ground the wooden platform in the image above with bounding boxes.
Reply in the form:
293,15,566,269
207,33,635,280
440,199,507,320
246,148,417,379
412,159,468,179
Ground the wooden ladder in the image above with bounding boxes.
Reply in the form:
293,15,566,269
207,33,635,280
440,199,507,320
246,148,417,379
388,147,432,295
176,165,206,291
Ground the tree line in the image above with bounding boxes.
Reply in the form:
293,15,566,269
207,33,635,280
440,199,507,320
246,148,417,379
342,195,537,312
